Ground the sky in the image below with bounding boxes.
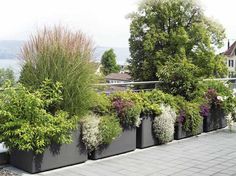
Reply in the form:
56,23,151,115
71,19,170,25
0,0,235,49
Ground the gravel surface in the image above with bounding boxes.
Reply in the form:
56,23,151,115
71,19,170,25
0,169,18,176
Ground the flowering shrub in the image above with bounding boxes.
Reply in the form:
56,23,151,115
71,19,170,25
153,104,176,144
81,114,122,150
81,114,101,150
205,88,222,107
111,97,141,127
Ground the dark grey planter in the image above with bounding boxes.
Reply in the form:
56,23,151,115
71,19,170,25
89,127,136,160
0,152,9,165
203,106,226,132
10,128,87,174
136,115,158,148
174,119,203,140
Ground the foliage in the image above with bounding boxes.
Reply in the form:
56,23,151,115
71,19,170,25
81,114,122,150
128,0,227,81
157,59,201,100
111,96,141,127
99,115,122,144
92,93,111,116
0,68,15,87
140,90,176,116
177,102,203,135
0,81,77,154
81,114,102,150
101,49,120,75
153,104,176,144
19,26,97,116
195,80,236,114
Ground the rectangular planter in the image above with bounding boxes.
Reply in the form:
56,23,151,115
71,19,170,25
136,115,158,148
203,107,226,132
89,127,136,160
174,120,203,140
10,128,87,174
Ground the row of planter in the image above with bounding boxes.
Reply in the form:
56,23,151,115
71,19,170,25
9,108,226,174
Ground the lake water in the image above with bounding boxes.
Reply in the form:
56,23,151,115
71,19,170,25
0,59,22,79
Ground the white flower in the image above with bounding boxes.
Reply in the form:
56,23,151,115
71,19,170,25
217,96,224,102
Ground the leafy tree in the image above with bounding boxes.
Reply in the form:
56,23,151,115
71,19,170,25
157,59,201,100
101,49,120,75
128,0,227,81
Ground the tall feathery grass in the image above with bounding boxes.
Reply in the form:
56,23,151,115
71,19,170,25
19,26,97,116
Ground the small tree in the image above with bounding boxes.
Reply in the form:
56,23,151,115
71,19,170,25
101,49,120,75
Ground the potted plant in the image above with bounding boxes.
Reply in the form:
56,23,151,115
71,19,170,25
136,90,176,148
82,93,141,160
0,81,87,173
202,88,226,132
174,102,203,140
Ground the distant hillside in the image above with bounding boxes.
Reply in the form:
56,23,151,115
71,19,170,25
0,40,130,64
0,40,23,59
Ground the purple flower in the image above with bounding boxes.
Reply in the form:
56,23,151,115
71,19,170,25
200,104,210,118
177,110,186,124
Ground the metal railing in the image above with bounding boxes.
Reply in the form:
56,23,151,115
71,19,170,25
94,78,236,93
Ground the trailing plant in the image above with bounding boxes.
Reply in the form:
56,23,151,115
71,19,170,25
19,26,97,117
99,115,122,144
0,81,78,154
153,104,176,144
111,96,141,127
179,102,203,135
81,114,122,150
81,114,102,150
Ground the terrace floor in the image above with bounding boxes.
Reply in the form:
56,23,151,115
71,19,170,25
3,128,236,176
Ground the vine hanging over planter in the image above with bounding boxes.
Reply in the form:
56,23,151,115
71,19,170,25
153,104,177,144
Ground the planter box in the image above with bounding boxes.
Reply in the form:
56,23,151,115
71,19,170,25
174,120,203,140
136,115,158,148
203,107,226,132
10,128,87,174
0,152,9,165
89,127,136,160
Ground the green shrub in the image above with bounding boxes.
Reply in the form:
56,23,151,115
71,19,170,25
99,115,122,144
153,104,177,144
138,89,178,117
0,81,77,154
19,26,97,116
0,68,15,87
92,93,111,116
157,59,201,100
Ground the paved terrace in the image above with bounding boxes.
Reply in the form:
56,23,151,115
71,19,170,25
4,128,236,176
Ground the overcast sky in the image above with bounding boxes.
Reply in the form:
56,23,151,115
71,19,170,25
0,0,235,49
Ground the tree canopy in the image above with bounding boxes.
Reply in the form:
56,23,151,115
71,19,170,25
101,49,120,75
128,0,227,81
